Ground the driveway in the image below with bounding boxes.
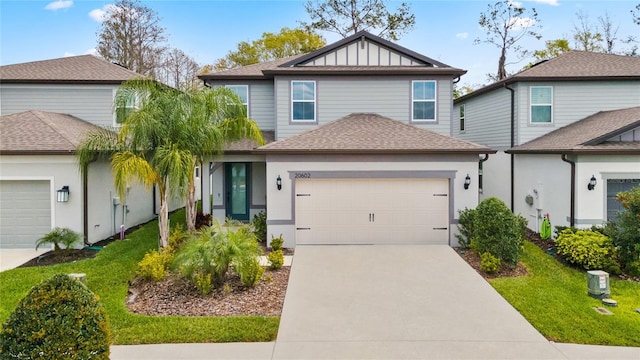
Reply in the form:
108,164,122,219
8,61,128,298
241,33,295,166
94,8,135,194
0,248,49,272
272,245,566,359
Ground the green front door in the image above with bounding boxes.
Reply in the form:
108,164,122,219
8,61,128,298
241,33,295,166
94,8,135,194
225,163,250,222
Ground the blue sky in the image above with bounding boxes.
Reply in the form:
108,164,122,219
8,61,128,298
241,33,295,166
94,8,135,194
1,0,638,86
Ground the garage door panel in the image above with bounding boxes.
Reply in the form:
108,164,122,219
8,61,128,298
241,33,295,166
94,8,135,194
0,180,52,248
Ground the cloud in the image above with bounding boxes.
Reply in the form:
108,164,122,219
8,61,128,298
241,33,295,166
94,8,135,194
89,8,107,22
86,48,98,56
508,0,522,7
508,16,537,30
64,52,75,57
456,32,468,39
533,0,559,5
45,0,73,11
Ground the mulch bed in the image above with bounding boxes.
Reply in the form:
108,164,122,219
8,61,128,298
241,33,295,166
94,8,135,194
18,237,117,268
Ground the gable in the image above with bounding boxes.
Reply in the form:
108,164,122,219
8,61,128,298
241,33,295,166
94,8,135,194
299,38,426,67
606,126,640,142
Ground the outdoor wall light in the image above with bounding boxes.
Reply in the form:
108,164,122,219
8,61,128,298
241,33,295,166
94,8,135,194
464,174,471,190
276,175,282,190
57,186,70,203
588,175,597,191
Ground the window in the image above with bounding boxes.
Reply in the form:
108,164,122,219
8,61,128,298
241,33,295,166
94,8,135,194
459,104,465,132
226,85,249,116
412,81,436,122
291,81,316,122
606,179,640,221
115,94,137,125
530,86,552,123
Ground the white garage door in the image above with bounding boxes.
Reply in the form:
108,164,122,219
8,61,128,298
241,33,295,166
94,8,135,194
0,180,52,248
295,178,449,245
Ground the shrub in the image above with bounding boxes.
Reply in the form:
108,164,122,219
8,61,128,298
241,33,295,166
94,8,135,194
555,229,620,274
137,250,172,281
607,185,640,276
480,252,501,274
35,227,82,255
236,257,265,288
472,197,527,267
267,250,284,270
195,212,212,229
455,207,476,249
193,272,213,295
0,274,111,359
270,234,284,251
251,211,267,243
167,224,189,252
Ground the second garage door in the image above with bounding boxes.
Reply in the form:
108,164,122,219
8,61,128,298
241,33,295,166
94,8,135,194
0,180,52,248
295,178,449,245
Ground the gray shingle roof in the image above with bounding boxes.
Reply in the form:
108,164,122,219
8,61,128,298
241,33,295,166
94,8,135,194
0,55,142,84
508,106,640,154
257,113,493,154
0,110,103,154
225,131,275,152
199,55,306,80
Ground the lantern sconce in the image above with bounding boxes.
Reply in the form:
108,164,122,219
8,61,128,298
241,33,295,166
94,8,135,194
57,186,70,203
587,175,597,191
276,175,282,191
464,174,471,190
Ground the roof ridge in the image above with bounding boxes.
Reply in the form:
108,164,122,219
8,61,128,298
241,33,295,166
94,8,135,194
32,110,82,148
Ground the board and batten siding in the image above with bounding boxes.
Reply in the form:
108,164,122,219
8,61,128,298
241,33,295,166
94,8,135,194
275,76,453,139
301,39,424,66
454,88,514,150
206,80,276,131
0,84,118,128
516,81,640,145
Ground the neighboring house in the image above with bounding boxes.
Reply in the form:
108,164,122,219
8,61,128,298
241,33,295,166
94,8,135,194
199,31,494,248
453,51,640,232
0,55,163,248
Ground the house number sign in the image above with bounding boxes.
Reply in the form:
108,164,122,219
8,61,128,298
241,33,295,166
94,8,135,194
294,172,311,178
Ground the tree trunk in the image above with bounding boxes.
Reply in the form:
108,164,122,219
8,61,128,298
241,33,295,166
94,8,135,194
186,174,197,232
158,185,169,248
498,47,507,80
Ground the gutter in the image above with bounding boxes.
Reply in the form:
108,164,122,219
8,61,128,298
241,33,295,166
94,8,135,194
504,84,515,212
561,154,576,228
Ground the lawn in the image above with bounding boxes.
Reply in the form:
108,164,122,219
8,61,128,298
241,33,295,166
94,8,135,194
0,210,279,344
490,241,640,347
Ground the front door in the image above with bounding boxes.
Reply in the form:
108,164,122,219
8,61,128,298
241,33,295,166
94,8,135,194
225,163,250,222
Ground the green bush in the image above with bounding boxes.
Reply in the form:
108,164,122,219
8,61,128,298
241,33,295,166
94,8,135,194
555,229,620,274
480,252,501,274
251,211,267,243
137,250,172,282
471,197,527,267
270,234,284,251
167,224,189,252
267,250,284,270
193,272,213,295
455,207,476,248
236,257,265,288
607,185,640,276
35,227,82,255
0,274,110,359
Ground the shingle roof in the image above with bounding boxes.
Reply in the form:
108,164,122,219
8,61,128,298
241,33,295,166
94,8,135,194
199,55,306,80
508,107,640,154
0,55,142,84
0,111,103,154
225,131,275,152
256,113,493,154
455,51,640,103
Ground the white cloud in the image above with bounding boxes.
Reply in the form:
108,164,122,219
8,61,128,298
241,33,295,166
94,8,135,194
45,0,73,11
64,52,75,57
508,16,537,30
508,0,522,7
456,32,468,39
86,48,98,56
533,0,559,6
89,8,107,22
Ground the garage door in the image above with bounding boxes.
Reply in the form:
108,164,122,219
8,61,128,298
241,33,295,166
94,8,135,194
0,180,52,248
295,178,449,245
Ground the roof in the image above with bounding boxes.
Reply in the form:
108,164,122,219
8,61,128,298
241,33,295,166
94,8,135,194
0,55,142,84
508,107,640,155
225,131,275,153
0,111,103,155
200,31,466,81
256,113,494,154
456,51,640,103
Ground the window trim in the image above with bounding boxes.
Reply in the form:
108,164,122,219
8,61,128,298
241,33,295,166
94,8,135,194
411,80,437,123
225,84,249,116
530,86,553,124
291,80,317,123
459,104,465,132
113,89,138,127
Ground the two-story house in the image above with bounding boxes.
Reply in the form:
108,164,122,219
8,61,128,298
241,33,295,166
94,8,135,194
453,51,640,232
0,55,162,248
199,31,494,248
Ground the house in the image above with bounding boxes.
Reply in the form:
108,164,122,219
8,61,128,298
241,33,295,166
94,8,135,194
453,51,640,232
198,31,494,248
0,55,162,248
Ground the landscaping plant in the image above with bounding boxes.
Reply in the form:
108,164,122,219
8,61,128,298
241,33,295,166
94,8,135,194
455,207,476,248
136,250,173,282
236,257,265,288
555,229,621,274
35,227,83,255
270,234,284,251
267,250,284,270
0,274,111,359
480,252,501,274
607,185,640,277
251,211,267,243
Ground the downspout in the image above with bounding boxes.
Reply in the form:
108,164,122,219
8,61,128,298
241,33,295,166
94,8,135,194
504,84,515,212
561,154,576,228
479,154,490,194
82,165,89,245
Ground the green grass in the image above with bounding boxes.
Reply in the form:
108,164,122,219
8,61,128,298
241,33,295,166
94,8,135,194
490,241,640,346
0,210,279,344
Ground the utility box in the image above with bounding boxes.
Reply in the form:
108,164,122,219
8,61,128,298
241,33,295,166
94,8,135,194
587,270,610,299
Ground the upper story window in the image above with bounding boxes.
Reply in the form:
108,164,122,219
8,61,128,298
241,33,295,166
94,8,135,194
115,94,137,125
530,86,553,123
291,81,316,122
412,81,437,122
226,85,249,116
459,104,465,132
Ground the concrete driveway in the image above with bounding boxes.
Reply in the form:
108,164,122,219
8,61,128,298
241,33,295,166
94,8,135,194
272,245,566,359
0,248,49,272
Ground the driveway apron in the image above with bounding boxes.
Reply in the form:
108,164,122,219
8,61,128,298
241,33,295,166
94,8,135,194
273,245,565,359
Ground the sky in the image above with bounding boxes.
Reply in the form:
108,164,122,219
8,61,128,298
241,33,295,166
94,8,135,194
1,0,638,87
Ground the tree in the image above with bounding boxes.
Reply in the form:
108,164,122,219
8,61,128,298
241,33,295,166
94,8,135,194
475,0,542,81
213,27,325,71
96,0,167,77
572,10,603,52
598,12,620,54
302,0,415,41
157,48,201,90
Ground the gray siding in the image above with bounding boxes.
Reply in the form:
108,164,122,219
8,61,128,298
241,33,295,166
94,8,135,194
454,88,514,150
205,80,275,131
275,76,453,139
516,81,640,144
302,39,423,66
0,84,117,128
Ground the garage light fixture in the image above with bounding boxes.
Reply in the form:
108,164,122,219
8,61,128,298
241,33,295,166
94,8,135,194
464,174,471,190
276,175,282,191
588,175,597,191
57,186,70,203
